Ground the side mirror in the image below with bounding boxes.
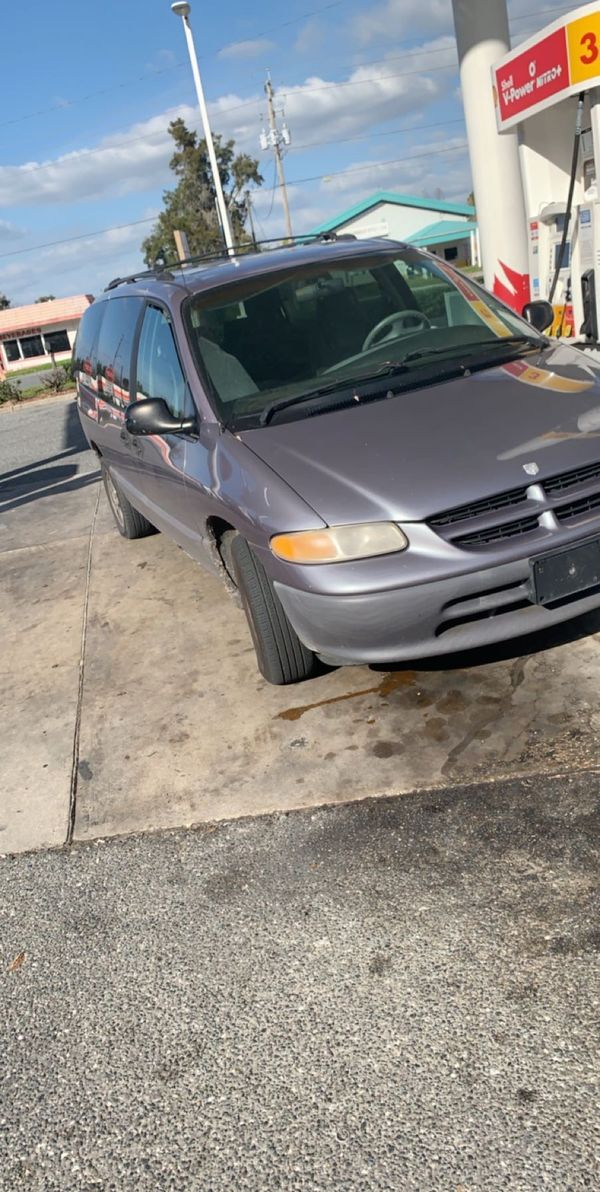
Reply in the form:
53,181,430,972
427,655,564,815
125,397,196,436
522,300,554,333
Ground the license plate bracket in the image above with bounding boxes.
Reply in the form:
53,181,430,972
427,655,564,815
531,537,600,605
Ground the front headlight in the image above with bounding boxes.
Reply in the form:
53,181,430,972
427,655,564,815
270,522,408,564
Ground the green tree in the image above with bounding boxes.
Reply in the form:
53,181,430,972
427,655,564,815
0,293,10,310
142,119,263,266
35,295,56,302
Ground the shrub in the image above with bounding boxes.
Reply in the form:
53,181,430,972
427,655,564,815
43,367,69,393
58,356,75,382
0,377,23,404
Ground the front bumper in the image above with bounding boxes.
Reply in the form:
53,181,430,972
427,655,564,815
274,552,600,665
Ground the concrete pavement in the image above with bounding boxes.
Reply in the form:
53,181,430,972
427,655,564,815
3,396,600,854
1,773,598,1190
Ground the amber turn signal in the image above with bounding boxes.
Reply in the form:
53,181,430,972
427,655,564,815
270,523,408,564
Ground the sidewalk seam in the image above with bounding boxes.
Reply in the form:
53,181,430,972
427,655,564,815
66,486,100,846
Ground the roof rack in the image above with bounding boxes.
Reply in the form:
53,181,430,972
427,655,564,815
104,263,176,291
103,231,358,291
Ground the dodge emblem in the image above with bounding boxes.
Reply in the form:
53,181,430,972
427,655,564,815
523,462,539,476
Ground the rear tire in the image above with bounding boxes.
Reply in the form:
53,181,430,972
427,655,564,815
101,463,156,540
224,532,318,685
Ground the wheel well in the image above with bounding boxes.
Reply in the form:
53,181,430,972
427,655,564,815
205,517,239,597
206,516,236,548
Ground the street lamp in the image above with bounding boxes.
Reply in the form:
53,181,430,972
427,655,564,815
171,1,235,255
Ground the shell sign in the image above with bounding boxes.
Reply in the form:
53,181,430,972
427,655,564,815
494,2,600,131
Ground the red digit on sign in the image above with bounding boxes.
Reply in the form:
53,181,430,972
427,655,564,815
580,30,599,65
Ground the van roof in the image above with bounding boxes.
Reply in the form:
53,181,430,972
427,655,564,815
102,236,404,300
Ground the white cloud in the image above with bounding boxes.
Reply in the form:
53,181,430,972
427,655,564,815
294,19,324,55
145,48,178,71
0,34,458,210
318,136,469,198
0,105,197,207
352,0,574,50
0,219,25,243
216,43,456,151
218,38,274,60
508,1,577,45
353,0,452,46
249,137,472,241
0,217,156,306
0,34,465,297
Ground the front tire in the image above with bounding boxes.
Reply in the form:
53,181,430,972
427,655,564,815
224,532,318,685
101,463,156,540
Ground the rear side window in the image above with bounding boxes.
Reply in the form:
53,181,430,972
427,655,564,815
73,300,105,380
95,296,144,407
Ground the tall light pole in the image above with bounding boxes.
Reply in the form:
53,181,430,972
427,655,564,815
171,1,235,255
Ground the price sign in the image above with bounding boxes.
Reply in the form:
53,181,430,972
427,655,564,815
567,10,600,83
494,3,600,130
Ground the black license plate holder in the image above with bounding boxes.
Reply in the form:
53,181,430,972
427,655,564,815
531,537,600,605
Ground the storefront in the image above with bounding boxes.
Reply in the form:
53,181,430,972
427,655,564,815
0,294,93,372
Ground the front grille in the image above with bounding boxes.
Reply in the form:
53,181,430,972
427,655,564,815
453,516,540,548
545,460,600,496
556,491,600,523
428,485,528,528
429,459,600,550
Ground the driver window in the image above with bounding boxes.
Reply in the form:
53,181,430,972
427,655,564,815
136,305,189,418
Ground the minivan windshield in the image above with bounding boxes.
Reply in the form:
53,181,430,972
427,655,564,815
183,248,545,427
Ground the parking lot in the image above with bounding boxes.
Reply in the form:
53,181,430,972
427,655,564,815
2,394,600,1189
3,394,600,855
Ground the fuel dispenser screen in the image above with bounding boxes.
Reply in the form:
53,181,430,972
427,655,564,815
554,241,571,270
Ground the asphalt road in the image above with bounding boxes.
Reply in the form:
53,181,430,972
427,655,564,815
0,392,90,479
1,773,599,1191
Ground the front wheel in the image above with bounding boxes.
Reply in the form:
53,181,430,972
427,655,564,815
223,532,318,685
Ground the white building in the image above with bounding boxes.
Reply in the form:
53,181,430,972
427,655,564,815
309,190,480,266
0,294,93,373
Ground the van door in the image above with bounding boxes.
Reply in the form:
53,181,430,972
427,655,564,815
126,303,199,548
75,299,107,428
90,295,145,487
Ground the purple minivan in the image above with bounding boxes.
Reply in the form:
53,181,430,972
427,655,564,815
75,237,600,683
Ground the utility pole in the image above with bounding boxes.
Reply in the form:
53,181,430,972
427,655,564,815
261,74,293,241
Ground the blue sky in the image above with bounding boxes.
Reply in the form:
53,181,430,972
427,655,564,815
0,0,577,303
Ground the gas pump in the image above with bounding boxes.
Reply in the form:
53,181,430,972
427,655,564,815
528,203,575,336
492,2,600,345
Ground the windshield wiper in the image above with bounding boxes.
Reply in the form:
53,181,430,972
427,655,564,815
258,375,390,426
256,336,546,427
393,334,546,369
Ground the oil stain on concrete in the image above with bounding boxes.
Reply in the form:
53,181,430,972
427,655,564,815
73,530,600,843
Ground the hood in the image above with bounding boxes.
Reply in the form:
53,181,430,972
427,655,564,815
239,344,600,524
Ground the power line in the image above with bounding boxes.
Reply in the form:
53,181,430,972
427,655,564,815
0,2,570,134
0,141,469,263
0,0,345,132
0,217,157,261
283,142,468,188
287,116,466,154
1,3,570,166
509,4,577,26
1,72,464,180
2,63,465,183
